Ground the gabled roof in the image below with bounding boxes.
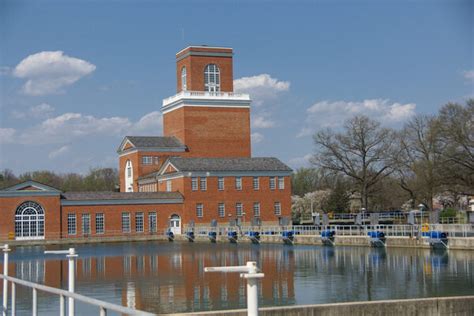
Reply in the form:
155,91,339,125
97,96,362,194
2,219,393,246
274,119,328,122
0,180,62,196
166,157,293,172
117,136,186,154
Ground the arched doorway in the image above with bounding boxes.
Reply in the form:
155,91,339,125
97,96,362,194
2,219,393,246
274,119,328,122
169,214,181,235
15,201,45,240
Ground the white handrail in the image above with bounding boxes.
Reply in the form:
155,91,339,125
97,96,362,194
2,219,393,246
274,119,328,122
0,274,154,315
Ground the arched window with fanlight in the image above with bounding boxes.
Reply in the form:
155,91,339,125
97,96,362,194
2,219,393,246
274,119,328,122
15,201,45,240
204,64,220,92
181,67,187,91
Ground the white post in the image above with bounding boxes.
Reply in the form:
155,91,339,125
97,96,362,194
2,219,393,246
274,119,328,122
204,261,264,316
67,248,77,316
2,244,10,316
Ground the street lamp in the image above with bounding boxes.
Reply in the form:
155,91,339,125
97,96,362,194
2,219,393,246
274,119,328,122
418,203,425,224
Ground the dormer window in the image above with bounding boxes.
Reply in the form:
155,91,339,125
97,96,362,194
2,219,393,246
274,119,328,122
181,67,187,91
204,64,220,92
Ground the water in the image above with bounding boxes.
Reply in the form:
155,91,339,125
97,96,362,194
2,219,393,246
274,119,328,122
1,241,473,315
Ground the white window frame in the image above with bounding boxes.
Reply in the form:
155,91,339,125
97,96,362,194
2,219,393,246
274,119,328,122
191,177,198,191
270,177,276,190
122,212,131,233
135,212,144,233
218,177,224,191
196,204,204,218
142,156,153,165
253,202,260,217
181,66,187,91
82,213,91,236
200,177,207,191
166,180,172,192
253,177,259,190
235,177,242,190
218,203,225,218
274,202,281,216
236,203,243,217
278,176,285,190
204,64,220,92
67,213,76,236
95,213,104,234
149,212,157,233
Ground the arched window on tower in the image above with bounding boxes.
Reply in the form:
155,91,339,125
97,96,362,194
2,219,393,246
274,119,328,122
204,64,220,92
181,67,187,91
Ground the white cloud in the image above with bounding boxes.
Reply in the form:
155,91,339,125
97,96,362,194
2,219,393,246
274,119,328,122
298,99,416,137
251,132,264,144
13,51,96,95
0,128,16,144
234,74,290,106
252,114,275,129
48,145,70,159
11,103,55,119
4,110,162,145
464,70,474,82
288,154,312,168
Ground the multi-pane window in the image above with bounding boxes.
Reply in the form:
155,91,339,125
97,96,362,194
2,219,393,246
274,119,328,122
218,177,224,191
236,203,243,217
142,156,153,165
278,177,285,190
122,212,130,233
136,212,144,233
269,177,276,190
181,66,187,91
253,202,261,217
166,180,172,192
235,177,242,190
204,64,220,92
191,177,198,191
95,213,104,234
82,214,91,235
218,203,225,218
67,214,76,235
274,202,281,216
149,212,157,233
200,177,207,191
196,204,204,218
253,177,259,190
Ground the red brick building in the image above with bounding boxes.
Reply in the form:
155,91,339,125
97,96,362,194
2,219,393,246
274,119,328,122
0,46,292,241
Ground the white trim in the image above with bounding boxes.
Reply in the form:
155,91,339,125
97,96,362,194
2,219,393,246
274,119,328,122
158,174,184,182
176,46,232,56
162,90,250,108
162,103,250,115
15,236,45,241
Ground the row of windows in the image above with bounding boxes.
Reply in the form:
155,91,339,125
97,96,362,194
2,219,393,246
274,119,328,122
141,156,159,165
67,212,157,235
191,176,285,191
195,202,281,218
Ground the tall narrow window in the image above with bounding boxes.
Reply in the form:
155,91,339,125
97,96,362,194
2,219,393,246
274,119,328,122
274,202,281,216
67,214,76,235
82,214,91,236
149,212,157,233
218,177,225,191
278,177,285,190
122,212,130,233
136,212,144,233
236,203,243,217
95,213,104,234
204,64,220,92
191,177,198,191
235,177,242,190
196,204,204,218
218,203,225,218
253,177,259,190
200,177,207,191
269,177,276,190
181,67,187,91
166,180,172,192
253,202,261,217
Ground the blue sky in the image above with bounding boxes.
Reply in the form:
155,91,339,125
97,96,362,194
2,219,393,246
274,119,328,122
1,0,473,174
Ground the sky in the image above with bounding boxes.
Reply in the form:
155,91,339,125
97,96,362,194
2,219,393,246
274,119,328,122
0,0,473,175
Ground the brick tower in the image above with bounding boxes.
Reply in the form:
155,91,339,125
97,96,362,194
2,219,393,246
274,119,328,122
162,46,252,158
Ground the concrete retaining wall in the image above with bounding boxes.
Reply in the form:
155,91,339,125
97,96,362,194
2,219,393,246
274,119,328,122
168,295,474,316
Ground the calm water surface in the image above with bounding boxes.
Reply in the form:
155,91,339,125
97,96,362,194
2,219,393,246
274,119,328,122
1,241,473,315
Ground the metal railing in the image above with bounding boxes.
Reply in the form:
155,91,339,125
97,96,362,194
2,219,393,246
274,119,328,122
1,244,155,316
162,90,250,107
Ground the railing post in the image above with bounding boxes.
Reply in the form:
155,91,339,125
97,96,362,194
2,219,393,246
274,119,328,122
67,248,77,316
2,244,10,316
32,288,37,316
245,262,259,316
60,295,65,316
11,282,15,316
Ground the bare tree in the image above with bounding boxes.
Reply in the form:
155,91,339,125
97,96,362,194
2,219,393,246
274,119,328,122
312,116,397,211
